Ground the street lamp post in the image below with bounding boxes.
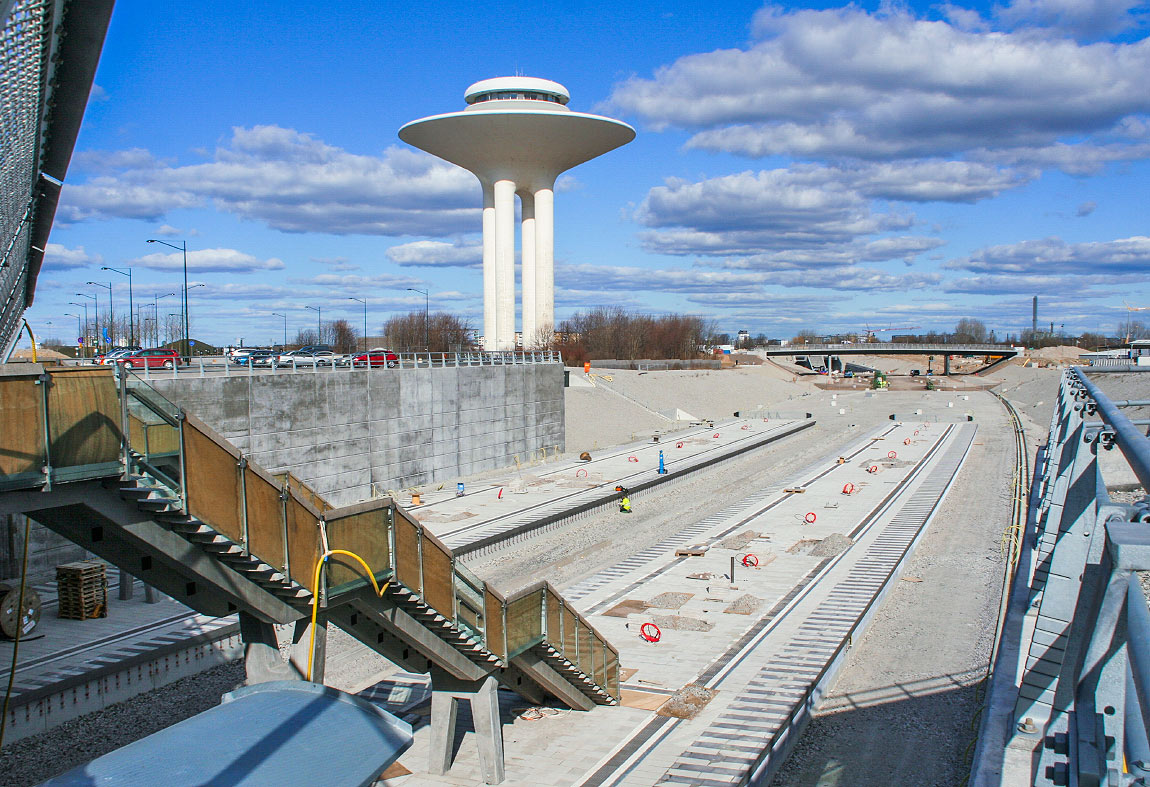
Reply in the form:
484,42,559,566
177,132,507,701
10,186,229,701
348,298,367,354
86,282,113,347
154,292,176,347
407,288,429,351
69,301,90,357
271,312,288,348
183,284,206,355
65,313,81,354
305,305,322,343
101,265,134,345
147,239,188,359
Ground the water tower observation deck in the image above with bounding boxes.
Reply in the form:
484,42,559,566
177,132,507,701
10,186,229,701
399,77,634,350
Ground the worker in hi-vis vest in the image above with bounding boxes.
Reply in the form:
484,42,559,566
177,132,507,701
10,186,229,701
619,495,632,514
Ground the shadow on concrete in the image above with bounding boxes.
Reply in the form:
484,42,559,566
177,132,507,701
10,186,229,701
770,669,988,787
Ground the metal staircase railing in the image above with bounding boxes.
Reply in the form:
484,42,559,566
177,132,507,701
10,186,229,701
0,363,620,705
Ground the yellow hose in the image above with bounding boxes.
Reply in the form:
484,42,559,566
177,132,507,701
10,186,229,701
22,320,37,363
306,548,389,681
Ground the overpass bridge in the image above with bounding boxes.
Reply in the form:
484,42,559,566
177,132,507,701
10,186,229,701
760,343,1020,375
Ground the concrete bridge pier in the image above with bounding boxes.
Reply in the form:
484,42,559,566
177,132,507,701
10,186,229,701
239,611,299,684
428,666,506,784
289,612,328,682
945,355,951,375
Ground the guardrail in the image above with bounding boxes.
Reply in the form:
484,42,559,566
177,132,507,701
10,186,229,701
0,363,620,700
64,350,564,381
974,367,1150,786
768,343,1019,355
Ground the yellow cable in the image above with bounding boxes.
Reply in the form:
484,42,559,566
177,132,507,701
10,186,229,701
21,320,37,363
306,548,389,681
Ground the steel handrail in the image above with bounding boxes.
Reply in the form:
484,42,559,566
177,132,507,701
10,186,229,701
1070,367,1150,490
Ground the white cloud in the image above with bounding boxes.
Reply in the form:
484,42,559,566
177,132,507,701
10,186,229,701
311,256,361,272
130,247,285,273
946,235,1150,276
608,6,1150,167
60,126,480,236
386,240,483,268
996,0,1148,39
155,224,183,237
1077,201,1098,216
632,166,978,264
41,243,101,271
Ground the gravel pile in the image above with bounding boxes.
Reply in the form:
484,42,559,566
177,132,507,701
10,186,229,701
809,533,853,557
651,614,713,632
716,529,760,550
646,591,693,609
656,684,716,719
724,593,763,615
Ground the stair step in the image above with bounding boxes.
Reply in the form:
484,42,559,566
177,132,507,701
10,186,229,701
137,498,180,511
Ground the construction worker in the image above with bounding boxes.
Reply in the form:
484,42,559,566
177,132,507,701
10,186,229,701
619,495,632,514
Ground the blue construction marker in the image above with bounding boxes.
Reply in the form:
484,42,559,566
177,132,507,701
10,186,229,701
658,450,667,474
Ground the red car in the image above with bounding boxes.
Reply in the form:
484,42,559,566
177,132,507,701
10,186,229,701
352,348,398,368
118,348,181,369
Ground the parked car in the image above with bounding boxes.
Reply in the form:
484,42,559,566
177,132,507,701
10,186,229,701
234,350,276,366
95,347,141,365
118,348,181,370
352,348,399,368
250,352,277,368
297,344,332,354
274,350,336,368
227,347,270,364
910,369,921,377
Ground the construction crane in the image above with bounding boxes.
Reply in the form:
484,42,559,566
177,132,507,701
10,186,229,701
862,325,922,342
1124,301,1149,343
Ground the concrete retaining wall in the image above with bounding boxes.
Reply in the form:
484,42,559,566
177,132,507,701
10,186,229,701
151,365,564,507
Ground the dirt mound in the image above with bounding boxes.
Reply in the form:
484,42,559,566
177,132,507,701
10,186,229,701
657,684,717,719
810,533,853,557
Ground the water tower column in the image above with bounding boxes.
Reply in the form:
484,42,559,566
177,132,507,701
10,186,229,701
494,179,517,350
520,191,537,346
481,181,496,350
534,185,555,342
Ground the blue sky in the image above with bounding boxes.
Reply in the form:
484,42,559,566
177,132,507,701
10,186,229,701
26,0,1150,346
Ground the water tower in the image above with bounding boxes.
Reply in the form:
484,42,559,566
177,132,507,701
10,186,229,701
400,77,635,350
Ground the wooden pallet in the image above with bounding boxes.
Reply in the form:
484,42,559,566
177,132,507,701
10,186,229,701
56,561,108,620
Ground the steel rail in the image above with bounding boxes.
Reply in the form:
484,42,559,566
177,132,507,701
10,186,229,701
1070,367,1150,489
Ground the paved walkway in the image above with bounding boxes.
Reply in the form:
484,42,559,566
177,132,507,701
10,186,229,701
381,419,977,785
0,574,237,742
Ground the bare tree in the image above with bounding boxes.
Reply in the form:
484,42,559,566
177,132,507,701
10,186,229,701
328,319,359,353
556,309,709,362
953,318,989,343
383,312,475,353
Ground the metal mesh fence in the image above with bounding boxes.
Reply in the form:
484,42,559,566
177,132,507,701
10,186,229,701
0,0,52,357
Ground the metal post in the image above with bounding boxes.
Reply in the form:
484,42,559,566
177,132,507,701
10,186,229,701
37,374,52,491
118,366,130,475
280,480,291,577
416,526,425,595
238,456,249,552
177,414,188,513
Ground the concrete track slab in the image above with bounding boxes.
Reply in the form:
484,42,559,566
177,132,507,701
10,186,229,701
379,419,977,785
407,417,813,554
